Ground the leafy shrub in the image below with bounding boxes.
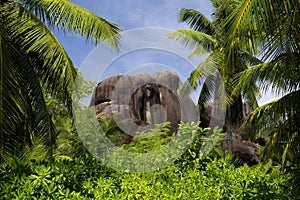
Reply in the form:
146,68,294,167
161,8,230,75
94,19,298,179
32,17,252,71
0,122,293,199
121,121,174,153
0,154,292,199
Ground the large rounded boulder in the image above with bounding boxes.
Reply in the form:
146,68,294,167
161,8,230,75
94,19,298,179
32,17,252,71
90,70,198,139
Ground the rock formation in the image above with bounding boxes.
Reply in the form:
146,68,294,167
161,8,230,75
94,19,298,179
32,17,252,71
90,70,198,138
91,70,263,165
201,103,263,166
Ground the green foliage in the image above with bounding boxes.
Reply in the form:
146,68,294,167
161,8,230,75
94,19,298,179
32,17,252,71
0,0,120,163
52,71,96,161
169,1,261,155
285,153,300,197
0,153,292,199
97,116,128,146
117,121,224,171
199,126,225,159
20,0,121,49
121,121,174,153
226,0,300,167
175,125,224,169
0,121,293,199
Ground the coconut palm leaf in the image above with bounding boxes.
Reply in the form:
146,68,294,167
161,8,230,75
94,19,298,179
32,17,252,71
210,0,241,27
178,8,216,35
242,86,260,110
241,0,297,35
2,2,76,107
236,53,300,96
197,80,211,110
260,29,300,62
168,30,218,58
231,51,262,109
224,0,300,164
225,0,299,104
225,0,300,57
170,0,265,154
19,0,121,49
0,30,56,162
187,50,222,88
241,90,300,163
193,51,229,110
0,34,27,162
239,51,262,67
0,0,121,163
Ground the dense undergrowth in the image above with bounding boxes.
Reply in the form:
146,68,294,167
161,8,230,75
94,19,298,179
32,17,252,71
0,154,292,200
0,122,296,199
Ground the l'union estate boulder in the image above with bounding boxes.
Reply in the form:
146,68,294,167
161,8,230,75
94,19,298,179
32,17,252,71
90,70,262,165
90,70,198,136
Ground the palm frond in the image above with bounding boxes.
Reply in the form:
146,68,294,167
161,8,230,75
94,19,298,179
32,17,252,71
19,0,121,49
260,27,300,61
0,28,56,162
188,50,222,89
236,53,300,96
211,0,241,29
178,8,216,36
23,53,56,150
231,51,262,109
241,89,300,141
239,51,262,67
243,88,260,110
224,0,265,42
3,2,76,108
0,31,30,161
197,79,212,109
168,29,218,57
241,90,300,163
225,0,300,56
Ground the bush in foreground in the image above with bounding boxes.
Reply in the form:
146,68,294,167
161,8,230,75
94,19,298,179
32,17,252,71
0,122,294,199
0,153,292,199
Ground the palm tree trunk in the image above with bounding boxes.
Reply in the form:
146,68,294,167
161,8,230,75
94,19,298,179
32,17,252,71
225,95,243,152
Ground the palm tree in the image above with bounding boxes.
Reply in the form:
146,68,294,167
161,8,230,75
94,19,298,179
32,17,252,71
224,0,300,164
169,0,260,151
0,0,121,162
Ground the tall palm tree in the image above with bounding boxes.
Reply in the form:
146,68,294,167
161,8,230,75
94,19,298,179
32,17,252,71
169,0,260,151
0,0,121,162
224,0,300,164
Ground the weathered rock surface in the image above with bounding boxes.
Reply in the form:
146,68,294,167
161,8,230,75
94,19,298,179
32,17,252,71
90,70,198,138
91,70,262,165
201,103,262,166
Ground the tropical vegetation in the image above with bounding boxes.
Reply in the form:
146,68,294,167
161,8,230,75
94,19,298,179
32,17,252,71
171,0,299,164
0,153,291,199
0,0,121,163
225,0,300,193
0,0,299,199
168,0,261,151
0,123,293,199
225,0,300,166
169,0,299,195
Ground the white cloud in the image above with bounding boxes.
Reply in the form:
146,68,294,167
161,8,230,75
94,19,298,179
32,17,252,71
79,28,205,82
56,0,213,68
70,0,213,30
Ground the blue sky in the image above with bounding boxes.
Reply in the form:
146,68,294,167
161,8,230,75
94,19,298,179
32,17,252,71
54,0,277,105
54,0,214,104
55,0,213,68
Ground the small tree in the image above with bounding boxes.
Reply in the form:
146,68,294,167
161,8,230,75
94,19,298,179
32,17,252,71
169,0,260,151
0,0,121,163
225,0,300,164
